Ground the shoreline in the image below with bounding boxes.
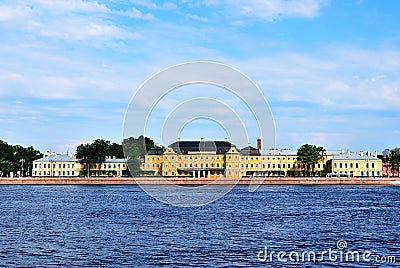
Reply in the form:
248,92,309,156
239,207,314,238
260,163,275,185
0,177,399,185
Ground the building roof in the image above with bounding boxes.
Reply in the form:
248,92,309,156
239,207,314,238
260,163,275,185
147,147,165,155
332,154,380,161
169,141,233,155
34,154,78,162
240,146,261,156
104,159,126,163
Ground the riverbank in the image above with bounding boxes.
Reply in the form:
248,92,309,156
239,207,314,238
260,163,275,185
0,177,399,185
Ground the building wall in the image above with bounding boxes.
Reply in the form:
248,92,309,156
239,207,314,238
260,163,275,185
329,159,382,177
33,155,127,177
33,161,82,177
141,143,383,178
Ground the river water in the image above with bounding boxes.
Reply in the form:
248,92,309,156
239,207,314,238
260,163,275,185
0,185,398,267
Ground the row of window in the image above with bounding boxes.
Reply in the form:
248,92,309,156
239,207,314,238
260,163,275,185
35,163,126,170
34,171,75,176
103,164,125,169
163,171,223,176
35,163,75,169
334,162,375,169
165,155,222,161
337,170,380,176
164,162,223,168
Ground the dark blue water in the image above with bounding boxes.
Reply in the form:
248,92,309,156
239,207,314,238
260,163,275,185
0,186,399,267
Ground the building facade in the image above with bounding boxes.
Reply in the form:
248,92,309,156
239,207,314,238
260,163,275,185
326,152,382,177
141,140,383,178
33,153,127,177
33,153,82,177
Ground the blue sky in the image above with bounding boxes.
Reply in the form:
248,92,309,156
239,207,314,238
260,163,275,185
0,0,399,153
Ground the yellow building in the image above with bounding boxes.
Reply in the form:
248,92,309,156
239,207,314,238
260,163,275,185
326,152,382,177
33,152,82,177
142,140,230,178
141,139,383,178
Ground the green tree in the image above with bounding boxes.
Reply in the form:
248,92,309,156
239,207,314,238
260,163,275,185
389,148,400,177
76,143,93,177
0,140,41,176
122,136,155,176
297,144,326,175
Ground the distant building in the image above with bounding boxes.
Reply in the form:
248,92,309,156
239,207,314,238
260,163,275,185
142,139,331,178
32,154,127,177
326,151,382,177
33,153,82,177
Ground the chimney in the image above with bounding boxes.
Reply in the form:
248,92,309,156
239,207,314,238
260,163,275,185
257,139,261,153
374,151,377,157
360,151,364,157
340,149,344,155
177,137,180,142
224,137,228,142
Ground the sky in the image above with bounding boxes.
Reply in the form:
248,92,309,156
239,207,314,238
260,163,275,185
0,0,399,154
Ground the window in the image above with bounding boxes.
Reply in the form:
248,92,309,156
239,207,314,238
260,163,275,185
350,163,353,169
104,164,107,169
345,163,347,169
288,164,291,168
273,164,275,168
35,164,37,168
356,163,359,168
283,164,285,168
268,164,270,169
372,163,375,168
339,163,342,168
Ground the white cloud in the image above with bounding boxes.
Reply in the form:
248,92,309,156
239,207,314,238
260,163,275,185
187,13,209,22
0,5,32,21
129,0,177,10
205,0,329,20
117,7,154,19
31,0,110,13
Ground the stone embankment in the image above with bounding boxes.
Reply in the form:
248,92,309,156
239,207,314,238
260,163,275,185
0,177,399,185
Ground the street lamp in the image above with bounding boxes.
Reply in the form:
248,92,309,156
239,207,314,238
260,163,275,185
20,159,25,177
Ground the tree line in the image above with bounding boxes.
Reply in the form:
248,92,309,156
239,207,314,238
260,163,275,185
385,148,400,177
0,136,155,177
75,136,155,176
0,140,42,177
